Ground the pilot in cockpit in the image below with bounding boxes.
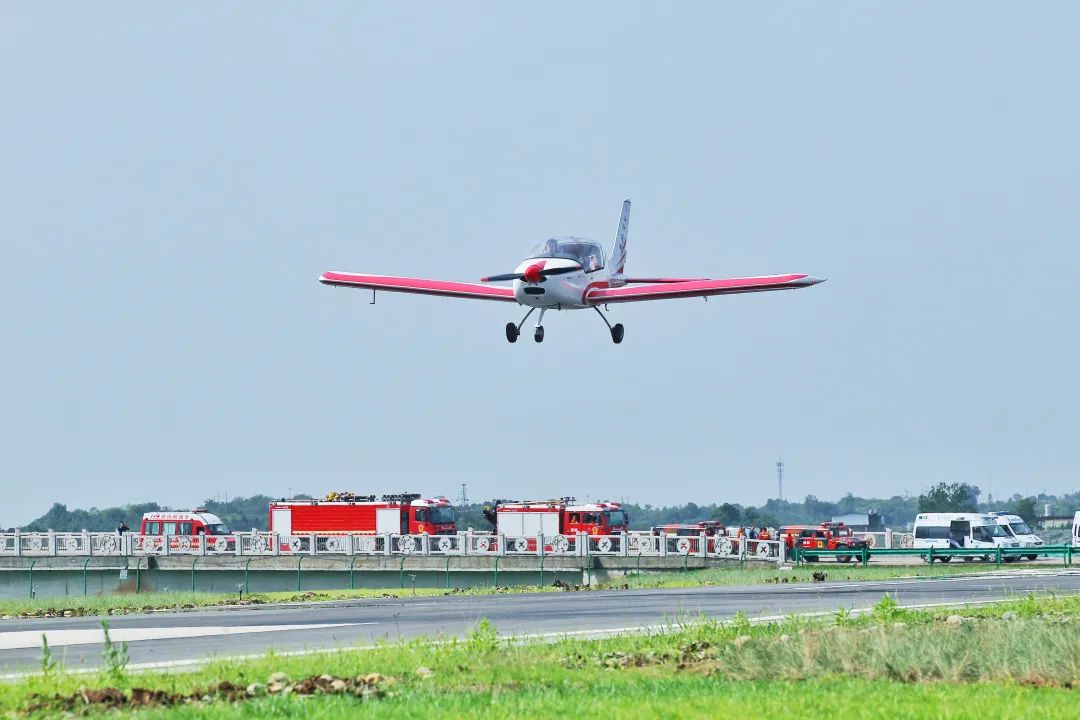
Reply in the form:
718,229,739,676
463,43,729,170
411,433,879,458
541,239,559,256
585,252,600,272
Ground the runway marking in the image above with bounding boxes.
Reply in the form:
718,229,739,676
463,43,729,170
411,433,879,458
0,593,1054,680
0,623,372,651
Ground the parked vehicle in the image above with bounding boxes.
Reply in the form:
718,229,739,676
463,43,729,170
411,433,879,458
483,498,628,550
779,522,867,563
912,513,1018,561
987,512,1044,561
139,509,233,551
1072,511,1080,548
269,493,457,538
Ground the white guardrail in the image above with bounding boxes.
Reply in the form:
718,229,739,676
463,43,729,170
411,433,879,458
0,532,785,563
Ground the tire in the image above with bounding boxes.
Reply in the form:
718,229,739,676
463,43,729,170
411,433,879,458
938,556,951,563
505,323,518,343
1025,555,1038,561
805,555,818,563
837,555,850,564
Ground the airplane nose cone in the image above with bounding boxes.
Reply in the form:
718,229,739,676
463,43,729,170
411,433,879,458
523,264,543,283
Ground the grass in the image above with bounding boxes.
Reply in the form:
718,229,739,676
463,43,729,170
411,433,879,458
5,594,1080,718
0,561,1045,619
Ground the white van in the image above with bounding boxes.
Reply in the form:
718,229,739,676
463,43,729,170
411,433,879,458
912,513,1018,561
987,512,1044,560
1072,512,1080,548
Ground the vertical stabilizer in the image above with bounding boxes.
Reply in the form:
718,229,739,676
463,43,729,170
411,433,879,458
610,199,630,281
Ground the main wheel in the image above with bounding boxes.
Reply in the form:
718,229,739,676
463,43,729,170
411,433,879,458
611,323,624,344
505,323,519,343
534,326,544,343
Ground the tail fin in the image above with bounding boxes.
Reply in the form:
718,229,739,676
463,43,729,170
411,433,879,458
610,199,630,279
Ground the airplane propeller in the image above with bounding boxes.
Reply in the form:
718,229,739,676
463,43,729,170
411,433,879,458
481,264,579,283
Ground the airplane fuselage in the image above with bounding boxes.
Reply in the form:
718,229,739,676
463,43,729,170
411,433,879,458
511,257,607,309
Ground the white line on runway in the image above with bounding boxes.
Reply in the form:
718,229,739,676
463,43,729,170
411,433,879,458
0,623,373,651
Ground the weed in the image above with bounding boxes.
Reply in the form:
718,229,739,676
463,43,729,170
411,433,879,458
40,634,57,676
100,620,128,683
467,617,500,653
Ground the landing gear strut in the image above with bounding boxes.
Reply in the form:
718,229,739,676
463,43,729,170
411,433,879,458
505,308,536,343
534,308,546,343
593,306,624,344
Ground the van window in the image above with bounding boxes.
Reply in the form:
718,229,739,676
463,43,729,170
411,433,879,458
972,525,998,543
915,525,950,539
178,522,193,535
145,522,160,535
162,522,178,535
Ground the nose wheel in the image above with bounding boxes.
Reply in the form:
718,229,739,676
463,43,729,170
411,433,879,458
534,326,544,343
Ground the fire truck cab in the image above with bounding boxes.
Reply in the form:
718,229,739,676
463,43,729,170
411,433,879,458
483,498,629,544
269,493,457,537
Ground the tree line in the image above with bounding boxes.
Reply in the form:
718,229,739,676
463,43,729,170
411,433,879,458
10,483,1074,533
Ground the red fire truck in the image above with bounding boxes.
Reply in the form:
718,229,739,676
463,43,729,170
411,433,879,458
778,521,867,562
269,493,457,536
483,498,629,547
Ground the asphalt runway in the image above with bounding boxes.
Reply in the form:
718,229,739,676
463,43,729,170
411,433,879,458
2,569,1078,675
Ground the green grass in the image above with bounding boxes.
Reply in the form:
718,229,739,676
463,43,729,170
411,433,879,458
6,594,1080,718
614,559,1030,590
86,679,1080,720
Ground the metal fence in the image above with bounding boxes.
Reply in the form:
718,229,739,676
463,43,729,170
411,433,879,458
792,544,1076,567
0,531,785,563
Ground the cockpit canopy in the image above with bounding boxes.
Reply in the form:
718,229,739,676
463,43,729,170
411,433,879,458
529,237,605,273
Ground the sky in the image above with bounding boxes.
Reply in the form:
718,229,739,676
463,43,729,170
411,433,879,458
2,3,1078,525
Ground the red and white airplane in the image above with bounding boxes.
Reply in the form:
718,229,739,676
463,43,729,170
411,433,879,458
320,201,824,343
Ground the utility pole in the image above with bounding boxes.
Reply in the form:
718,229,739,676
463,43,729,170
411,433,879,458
456,483,469,507
776,460,784,501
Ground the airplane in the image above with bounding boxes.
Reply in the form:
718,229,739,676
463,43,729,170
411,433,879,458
319,200,824,343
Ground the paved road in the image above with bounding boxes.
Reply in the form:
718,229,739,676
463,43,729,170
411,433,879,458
2,569,1078,674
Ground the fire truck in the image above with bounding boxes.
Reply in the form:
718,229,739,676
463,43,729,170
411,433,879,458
779,521,868,562
139,509,233,551
483,498,629,548
268,493,457,536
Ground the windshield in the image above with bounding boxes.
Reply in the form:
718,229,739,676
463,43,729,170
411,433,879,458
528,238,605,272
1009,522,1033,536
205,524,231,535
605,511,627,527
429,507,456,525
972,524,1008,542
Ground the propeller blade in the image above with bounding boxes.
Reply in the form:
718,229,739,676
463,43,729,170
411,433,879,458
538,266,579,277
481,273,524,282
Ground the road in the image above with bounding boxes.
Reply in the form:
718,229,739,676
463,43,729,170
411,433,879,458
1,569,1077,675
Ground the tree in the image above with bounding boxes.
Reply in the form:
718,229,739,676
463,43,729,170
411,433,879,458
1009,496,1039,525
917,483,980,513
711,503,742,525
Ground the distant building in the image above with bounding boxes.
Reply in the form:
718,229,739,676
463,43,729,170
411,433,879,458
1037,515,1074,530
831,511,885,532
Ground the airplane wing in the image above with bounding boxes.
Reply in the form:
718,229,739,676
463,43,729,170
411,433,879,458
586,273,824,304
320,271,517,302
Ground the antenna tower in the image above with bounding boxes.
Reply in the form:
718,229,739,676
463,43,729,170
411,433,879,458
776,460,784,501
456,483,469,507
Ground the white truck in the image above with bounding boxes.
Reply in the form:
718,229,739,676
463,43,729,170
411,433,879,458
912,512,1018,561
987,512,1044,561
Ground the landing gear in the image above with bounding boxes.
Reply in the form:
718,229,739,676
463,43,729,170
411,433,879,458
593,306,624,344
534,308,547,343
505,308,536,343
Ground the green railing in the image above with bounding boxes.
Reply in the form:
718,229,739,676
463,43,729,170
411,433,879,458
793,544,1075,568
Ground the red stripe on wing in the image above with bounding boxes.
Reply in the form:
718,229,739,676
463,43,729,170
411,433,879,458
320,272,518,302
586,274,823,304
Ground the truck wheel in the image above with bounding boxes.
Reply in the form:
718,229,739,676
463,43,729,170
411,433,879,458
938,556,951,563
837,555,850,563
805,556,818,563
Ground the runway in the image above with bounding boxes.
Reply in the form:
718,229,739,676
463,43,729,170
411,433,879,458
2,569,1077,675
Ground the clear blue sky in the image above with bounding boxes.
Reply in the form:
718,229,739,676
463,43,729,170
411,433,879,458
2,3,1078,524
